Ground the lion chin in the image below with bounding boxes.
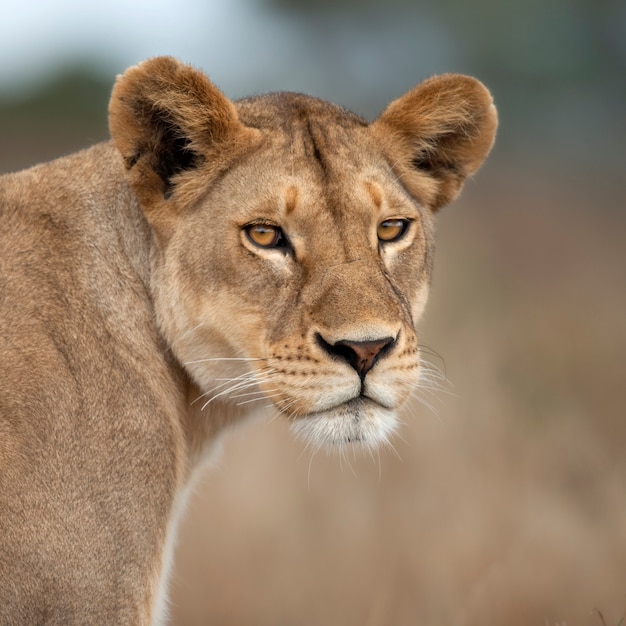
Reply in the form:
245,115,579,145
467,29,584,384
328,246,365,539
290,397,398,450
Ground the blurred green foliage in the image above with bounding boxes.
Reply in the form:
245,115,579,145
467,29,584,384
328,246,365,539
0,65,110,170
0,65,110,125
268,0,625,85
268,0,625,76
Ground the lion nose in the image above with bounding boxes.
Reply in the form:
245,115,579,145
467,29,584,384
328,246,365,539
316,335,395,379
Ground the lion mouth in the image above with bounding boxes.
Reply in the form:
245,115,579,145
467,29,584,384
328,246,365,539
290,396,398,449
358,389,395,411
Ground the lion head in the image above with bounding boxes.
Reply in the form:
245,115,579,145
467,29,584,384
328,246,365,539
109,57,497,450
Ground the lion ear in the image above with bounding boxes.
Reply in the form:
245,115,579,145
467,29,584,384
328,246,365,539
371,74,497,211
109,56,257,207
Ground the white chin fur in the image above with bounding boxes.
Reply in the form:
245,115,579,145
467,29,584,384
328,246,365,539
290,398,397,450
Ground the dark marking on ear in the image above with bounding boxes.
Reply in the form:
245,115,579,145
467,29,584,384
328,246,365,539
133,100,205,197
156,133,202,198
411,155,435,172
410,121,479,175
125,152,141,169
411,151,460,176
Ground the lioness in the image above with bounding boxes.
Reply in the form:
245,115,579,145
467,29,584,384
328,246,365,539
0,57,496,624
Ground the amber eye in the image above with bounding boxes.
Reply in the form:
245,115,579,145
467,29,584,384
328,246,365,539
377,219,409,243
244,223,286,249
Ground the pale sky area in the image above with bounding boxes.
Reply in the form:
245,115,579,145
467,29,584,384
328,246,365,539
0,1,291,92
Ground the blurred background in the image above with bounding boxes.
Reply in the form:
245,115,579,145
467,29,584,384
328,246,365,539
1,1,624,624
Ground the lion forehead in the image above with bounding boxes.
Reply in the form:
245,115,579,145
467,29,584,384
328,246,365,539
236,92,369,132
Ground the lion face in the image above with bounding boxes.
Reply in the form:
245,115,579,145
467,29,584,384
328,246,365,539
158,100,433,448
109,57,497,449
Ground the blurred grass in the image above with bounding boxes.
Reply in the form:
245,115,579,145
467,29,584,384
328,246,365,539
1,69,624,626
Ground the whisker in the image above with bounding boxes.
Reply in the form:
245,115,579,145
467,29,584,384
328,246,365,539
339,444,358,478
408,389,441,416
417,348,454,395
164,321,206,355
201,382,259,410
269,398,299,415
192,368,276,405
177,322,207,343
307,444,321,490
382,436,403,462
184,356,270,366
236,391,283,407
200,370,278,411
230,387,280,400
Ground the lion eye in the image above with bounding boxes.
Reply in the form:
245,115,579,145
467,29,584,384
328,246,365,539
377,219,409,243
244,224,286,249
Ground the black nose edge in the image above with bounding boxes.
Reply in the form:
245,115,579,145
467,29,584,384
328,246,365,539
316,334,396,379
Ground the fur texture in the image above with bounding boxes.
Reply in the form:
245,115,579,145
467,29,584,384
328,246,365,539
0,57,496,624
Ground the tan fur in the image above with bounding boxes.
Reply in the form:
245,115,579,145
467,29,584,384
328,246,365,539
0,57,496,624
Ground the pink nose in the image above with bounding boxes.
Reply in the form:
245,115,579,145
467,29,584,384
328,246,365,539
317,335,395,379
